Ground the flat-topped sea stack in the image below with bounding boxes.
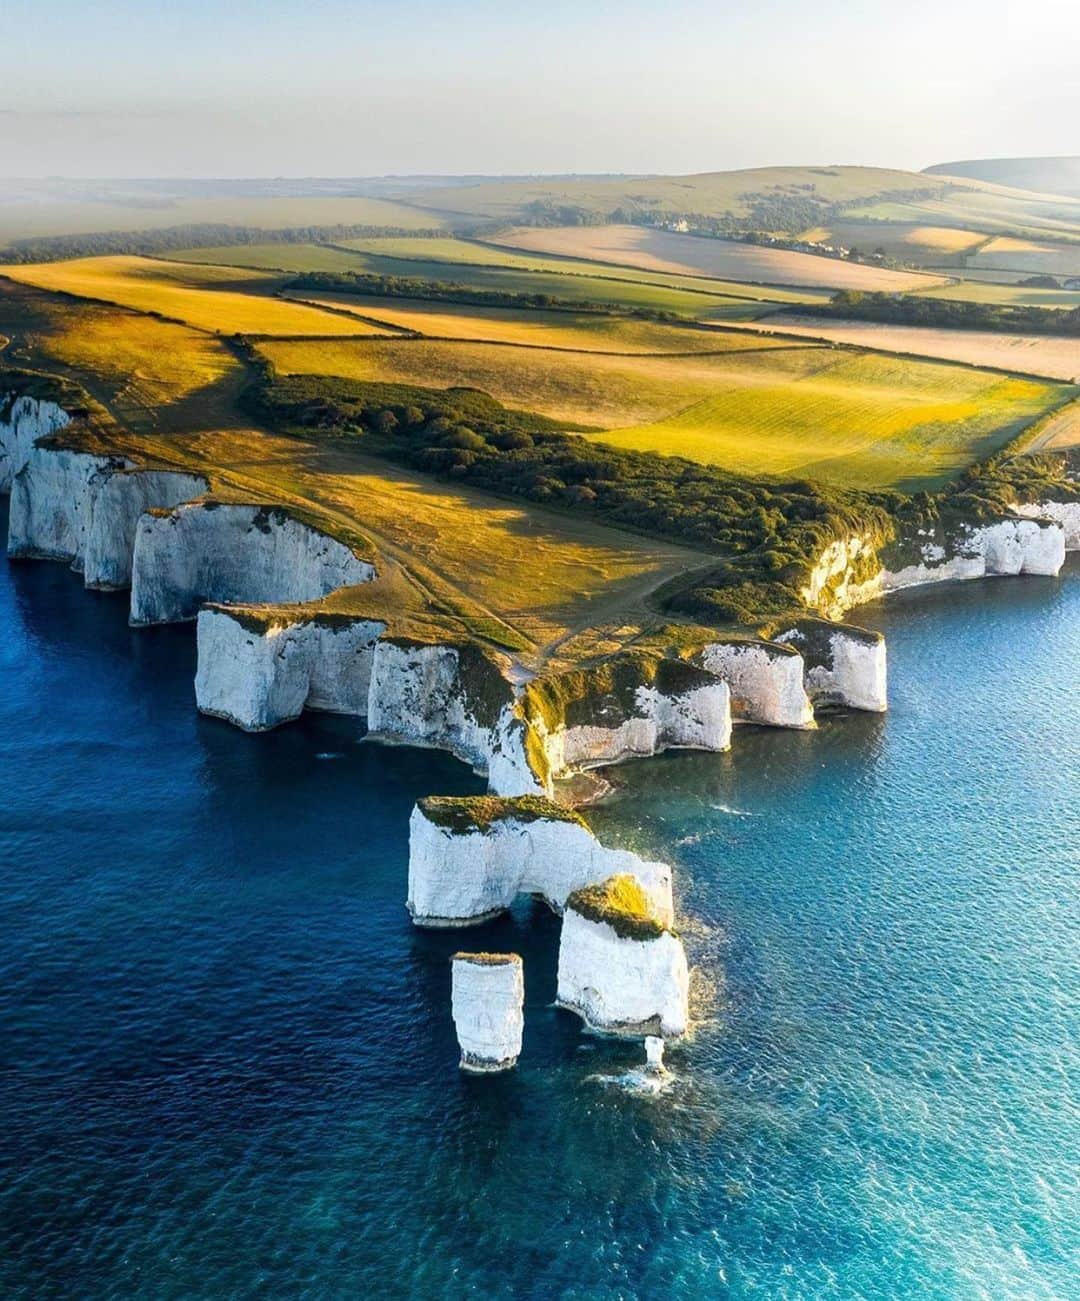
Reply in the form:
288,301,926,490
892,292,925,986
450,952,524,1073
556,875,690,1039
408,795,674,928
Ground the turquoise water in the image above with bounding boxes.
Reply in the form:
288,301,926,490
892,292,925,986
1,498,1077,1299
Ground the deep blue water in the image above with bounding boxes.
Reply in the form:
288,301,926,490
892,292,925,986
1,497,1078,1300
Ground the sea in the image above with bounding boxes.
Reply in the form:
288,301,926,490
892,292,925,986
1,497,1077,1300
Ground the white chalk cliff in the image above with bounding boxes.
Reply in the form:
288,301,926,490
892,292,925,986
802,514,1068,617
1013,500,1080,551
129,502,375,625
692,638,815,727
195,608,385,730
407,796,674,929
450,953,524,1072
556,884,689,1039
773,619,887,713
523,655,731,782
0,393,72,492
194,610,542,793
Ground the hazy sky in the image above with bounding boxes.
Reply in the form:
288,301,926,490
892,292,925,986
2,0,1076,178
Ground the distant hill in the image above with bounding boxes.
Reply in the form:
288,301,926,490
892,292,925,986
925,157,1080,198
411,166,949,227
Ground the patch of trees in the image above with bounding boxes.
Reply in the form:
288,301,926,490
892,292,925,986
243,367,897,624
0,223,450,265
283,271,679,320
808,290,1080,336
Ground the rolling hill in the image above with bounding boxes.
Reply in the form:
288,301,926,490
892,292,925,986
925,157,1080,198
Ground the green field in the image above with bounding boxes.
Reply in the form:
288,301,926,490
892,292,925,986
590,352,1068,491
282,291,799,352
165,240,826,318
335,235,834,303
256,331,1068,491
920,280,1080,309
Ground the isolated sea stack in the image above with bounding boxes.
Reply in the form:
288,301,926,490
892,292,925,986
450,953,525,1073
557,875,689,1038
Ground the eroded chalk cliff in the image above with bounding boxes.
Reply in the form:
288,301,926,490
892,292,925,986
407,795,674,929
129,502,375,625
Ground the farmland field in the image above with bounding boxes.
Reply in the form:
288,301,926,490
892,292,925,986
282,292,799,353
0,194,462,248
845,188,1080,245
966,237,1080,278
588,351,1067,490
725,314,1080,382
256,332,1068,491
0,280,246,433
920,280,1080,309
166,241,829,317
490,225,949,291
1,256,395,337
798,222,987,262
334,236,835,304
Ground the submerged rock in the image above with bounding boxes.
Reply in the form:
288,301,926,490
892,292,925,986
556,875,689,1039
451,952,524,1072
407,795,674,928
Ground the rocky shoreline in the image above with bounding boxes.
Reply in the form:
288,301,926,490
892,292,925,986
3,380,1077,1072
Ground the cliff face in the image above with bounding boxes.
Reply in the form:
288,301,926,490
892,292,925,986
84,470,208,589
773,619,887,713
407,797,674,928
524,655,732,781
195,608,385,730
802,514,1068,617
194,610,544,792
5,428,206,589
8,446,130,566
129,502,375,625
451,954,524,1072
556,907,689,1038
693,638,814,727
0,395,72,492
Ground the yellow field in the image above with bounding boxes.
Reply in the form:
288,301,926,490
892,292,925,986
722,315,1080,383
0,281,245,433
1,257,390,337
800,222,987,261
256,336,832,431
968,237,1080,278
256,331,1067,491
489,225,948,292
146,426,705,656
283,291,797,354
590,352,1066,490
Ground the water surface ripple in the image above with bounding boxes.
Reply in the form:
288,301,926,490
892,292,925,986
1,502,1077,1299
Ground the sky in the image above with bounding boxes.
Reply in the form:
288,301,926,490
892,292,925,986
2,0,1077,178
